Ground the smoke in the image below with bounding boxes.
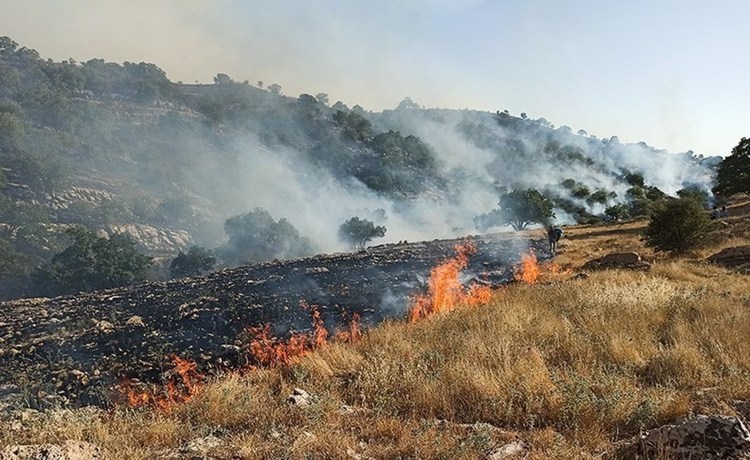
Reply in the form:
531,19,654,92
162,100,718,259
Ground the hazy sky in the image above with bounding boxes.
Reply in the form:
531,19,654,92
1,0,747,156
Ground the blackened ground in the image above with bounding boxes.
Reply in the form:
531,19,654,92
0,234,547,411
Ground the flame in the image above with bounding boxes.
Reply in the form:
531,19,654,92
246,303,337,368
409,242,492,322
333,312,362,344
514,251,541,284
119,354,204,410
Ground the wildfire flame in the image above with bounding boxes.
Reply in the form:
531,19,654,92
333,312,362,344
409,242,492,322
514,251,541,284
119,354,204,411
246,303,362,368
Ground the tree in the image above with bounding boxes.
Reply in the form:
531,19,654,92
715,137,750,196
34,227,153,295
605,203,631,222
267,83,282,95
475,189,555,231
677,186,710,208
221,208,315,264
169,246,216,279
338,217,386,250
643,198,711,253
333,110,372,142
213,73,232,85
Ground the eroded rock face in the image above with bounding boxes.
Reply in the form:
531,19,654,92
104,224,193,254
708,245,750,271
582,252,651,271
0,235,544,411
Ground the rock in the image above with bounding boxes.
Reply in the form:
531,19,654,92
0,440,103,460
125,316,145,328
91,320,114,335
179,435,221,455
707,245,750,269
582,252,650,271
305,267,329,274
621,415,750,459
489,441,526,459
287,388,313,407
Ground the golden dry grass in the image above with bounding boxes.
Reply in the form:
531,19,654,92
1,205,749,459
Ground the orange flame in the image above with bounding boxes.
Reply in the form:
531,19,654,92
514,251,541,284
245,303,334,368
409,242,492,322
119,354,204,411
333,313,362,344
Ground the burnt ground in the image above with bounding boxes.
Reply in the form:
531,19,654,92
0,234,547,411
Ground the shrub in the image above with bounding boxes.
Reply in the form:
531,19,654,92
643,198,711,253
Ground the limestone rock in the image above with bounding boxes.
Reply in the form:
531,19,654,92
582,252,650,271
287,387,313,407
0,440,103,460
488,441,526,459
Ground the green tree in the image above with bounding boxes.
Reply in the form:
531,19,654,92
169,246,216,279
338,217,386,250
475,189,555,231
643,198,711,253
332,110,372,142
677,186,710,208
604,203,631,222
34,227,153,295
221,208,315,264
715,137,750,196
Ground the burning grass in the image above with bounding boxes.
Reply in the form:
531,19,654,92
5,258,750,458
5,213,750,458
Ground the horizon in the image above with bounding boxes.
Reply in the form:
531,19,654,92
1,0,747,157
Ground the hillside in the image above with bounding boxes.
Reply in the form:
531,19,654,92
0,35,722,300
0,199,749,459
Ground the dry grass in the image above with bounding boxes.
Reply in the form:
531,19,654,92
2,206,749,459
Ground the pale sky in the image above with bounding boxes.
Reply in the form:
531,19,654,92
1,0,747,156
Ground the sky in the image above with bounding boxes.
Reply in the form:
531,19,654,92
1,0,748,157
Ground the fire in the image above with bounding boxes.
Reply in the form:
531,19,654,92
409,242,492,322
246,303,362,367
514,251,541,284
333,312,362,344
119,354,204,411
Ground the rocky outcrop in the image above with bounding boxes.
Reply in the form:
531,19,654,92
708,245,750,271
104,224,193,254
582,252,651,271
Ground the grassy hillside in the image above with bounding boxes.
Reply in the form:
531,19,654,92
2,202,748,459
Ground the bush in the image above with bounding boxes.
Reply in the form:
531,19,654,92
170,246,216,279
643,198,711,253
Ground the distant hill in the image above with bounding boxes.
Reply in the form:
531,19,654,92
0,35,719,299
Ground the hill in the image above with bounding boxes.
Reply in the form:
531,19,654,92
0,35,721,300
0,198,749,458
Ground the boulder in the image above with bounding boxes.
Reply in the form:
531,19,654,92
582,252,650,271
707,245,750,270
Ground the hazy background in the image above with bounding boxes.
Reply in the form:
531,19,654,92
1,0,747,157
